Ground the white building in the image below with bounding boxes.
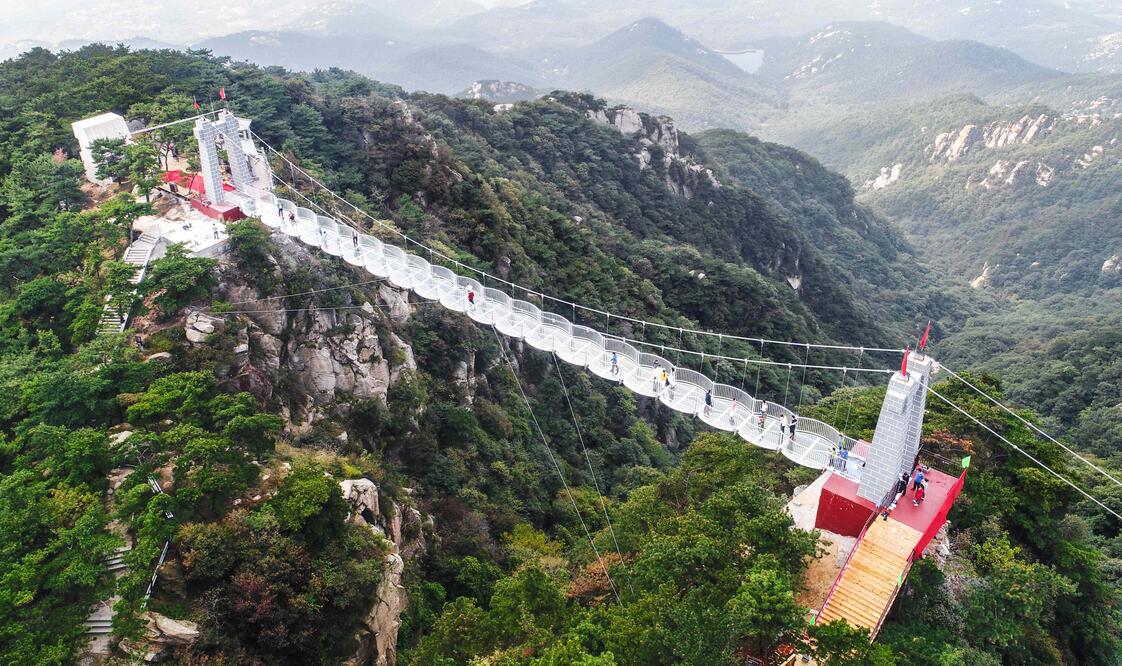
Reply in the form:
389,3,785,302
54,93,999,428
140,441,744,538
71,112,131,184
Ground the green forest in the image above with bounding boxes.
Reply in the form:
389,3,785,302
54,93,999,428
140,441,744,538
0,45,1120,666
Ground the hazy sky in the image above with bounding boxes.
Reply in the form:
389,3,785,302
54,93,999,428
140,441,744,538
1,0,519,48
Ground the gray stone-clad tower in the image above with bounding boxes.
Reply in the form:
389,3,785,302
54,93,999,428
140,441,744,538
192,111,253,205
857,351,936,505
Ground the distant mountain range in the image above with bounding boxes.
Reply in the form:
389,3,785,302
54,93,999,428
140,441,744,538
753,21,1061,105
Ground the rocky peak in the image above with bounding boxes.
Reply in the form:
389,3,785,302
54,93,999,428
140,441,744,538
585,104,720,198
460,80,537,103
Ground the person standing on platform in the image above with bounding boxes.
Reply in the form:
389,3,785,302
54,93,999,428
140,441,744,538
896,472,909,501
789,413,799,440
610,352,619,376
352,230,359,249
651,363,662,394
466,287,476,311
758,402,769,429
704,389,713,416
912,466,926,493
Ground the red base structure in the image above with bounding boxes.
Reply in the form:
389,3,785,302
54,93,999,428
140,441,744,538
815,474,877,537
190,198,245,221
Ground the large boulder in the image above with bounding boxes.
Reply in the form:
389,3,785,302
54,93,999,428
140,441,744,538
119,612,199,663
342,478,381,528
184,310,225,344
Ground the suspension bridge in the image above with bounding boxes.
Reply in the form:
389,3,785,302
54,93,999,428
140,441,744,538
74,108,1120,652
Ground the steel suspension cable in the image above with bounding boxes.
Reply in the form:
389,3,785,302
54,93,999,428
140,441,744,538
551,352,634,595
939,365,1122,489
490,326,622,602
925,385,1122,521
255,134,904,358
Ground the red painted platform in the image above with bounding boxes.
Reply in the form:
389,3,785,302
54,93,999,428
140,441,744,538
165,170,245,221
815,467,965,557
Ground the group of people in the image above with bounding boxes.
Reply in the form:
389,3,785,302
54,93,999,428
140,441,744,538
882,465,930,519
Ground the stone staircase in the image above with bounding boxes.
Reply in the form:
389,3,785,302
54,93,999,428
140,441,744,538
816,518,921,637
97,231,160,335
83,545,132,638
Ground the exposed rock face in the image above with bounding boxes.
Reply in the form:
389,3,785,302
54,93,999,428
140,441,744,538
863,163,902,190
342,478,380,527
1076,145,1106,168
969,159,1055,190
929,114,1056,162
184,310,225,343
119,612,200,663
970,261,992,289
586,105,720,199
340,479,430,666
461,80,537,103
1103,255,1121,274
213,235,418,429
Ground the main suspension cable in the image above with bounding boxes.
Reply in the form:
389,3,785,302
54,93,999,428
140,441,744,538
925,385,1121,521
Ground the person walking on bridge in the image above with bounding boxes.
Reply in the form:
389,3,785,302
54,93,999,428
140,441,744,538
610,351,619,376
758,402,769,429
651,363,662,394
789,413,799,441
704,389,713,416
466,287,476,311
352,230,359,249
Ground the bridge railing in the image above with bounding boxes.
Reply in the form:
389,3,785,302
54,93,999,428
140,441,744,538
254,191,864,476
485,287,510,309
604,337,639,364
541,311,571,335
571,324,603,348
674,367,713,392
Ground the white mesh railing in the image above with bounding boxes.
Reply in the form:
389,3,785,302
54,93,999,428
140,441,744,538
512,299,541,322
249,192,858,473
604,338,639,364
674,368,713,392
485,287,510,309
712,383,750,405
572,325,603,348
541,312,571,336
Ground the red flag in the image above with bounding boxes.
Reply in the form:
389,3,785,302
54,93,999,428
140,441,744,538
219,87,226,101
919,321,931,351
193,96,199,110
901,346,910,377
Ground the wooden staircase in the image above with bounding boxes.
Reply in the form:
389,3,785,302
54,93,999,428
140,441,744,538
817,517,921,636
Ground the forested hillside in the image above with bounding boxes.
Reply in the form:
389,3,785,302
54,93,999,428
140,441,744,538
761,86,1122,452
0,45,1119,666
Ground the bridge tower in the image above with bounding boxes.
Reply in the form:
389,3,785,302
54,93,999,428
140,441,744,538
193,111,254,206
857,350,936,504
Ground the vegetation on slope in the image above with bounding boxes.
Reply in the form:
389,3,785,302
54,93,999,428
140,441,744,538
0,45,1117,666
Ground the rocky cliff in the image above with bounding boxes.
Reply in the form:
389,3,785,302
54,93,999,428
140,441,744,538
586,104,721,198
